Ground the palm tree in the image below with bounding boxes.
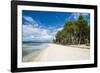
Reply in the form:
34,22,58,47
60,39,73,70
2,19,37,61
54,14,90,46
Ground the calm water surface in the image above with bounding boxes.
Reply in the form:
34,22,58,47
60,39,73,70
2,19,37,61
22,42,49,57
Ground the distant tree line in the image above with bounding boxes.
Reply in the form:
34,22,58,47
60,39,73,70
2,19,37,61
53,15,90,45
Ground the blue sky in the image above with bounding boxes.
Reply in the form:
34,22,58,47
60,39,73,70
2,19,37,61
22,10,90,42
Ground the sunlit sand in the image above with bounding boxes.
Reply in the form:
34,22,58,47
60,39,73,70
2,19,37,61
23,43,90,62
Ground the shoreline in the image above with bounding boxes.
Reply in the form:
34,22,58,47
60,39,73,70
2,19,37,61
23,43,90,62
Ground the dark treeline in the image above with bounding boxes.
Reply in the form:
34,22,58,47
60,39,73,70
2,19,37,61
53,15,90,45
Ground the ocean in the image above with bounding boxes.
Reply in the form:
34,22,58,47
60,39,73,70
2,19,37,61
22,42,49,57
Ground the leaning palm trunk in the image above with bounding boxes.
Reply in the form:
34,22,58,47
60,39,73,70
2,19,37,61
78,33,81,45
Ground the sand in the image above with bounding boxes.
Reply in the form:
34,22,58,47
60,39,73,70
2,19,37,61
23,43,90,62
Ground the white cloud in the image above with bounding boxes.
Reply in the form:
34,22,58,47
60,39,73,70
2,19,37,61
66,13,89,21
82,13,89,16
23,16,39,27
23,24,54,42
66,13,79,21
23,15,63,42
73,13,80,20
23,16,35,23
23,24,63,42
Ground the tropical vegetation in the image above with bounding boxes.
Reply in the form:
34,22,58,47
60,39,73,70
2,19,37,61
53,14,90,46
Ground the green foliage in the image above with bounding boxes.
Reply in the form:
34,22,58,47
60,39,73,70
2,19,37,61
54,14,90,45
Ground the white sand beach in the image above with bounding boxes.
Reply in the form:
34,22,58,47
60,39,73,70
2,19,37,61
23,43,90,62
